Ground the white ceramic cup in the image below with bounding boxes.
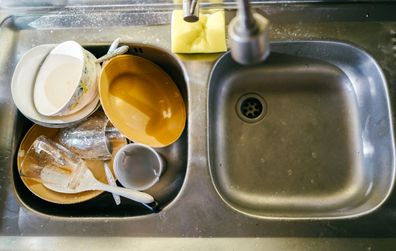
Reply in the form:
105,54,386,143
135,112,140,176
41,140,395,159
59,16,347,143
34,41,98,117
113,143,165,191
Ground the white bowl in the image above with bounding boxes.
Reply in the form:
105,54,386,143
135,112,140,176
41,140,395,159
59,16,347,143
33,41,98,116
11,44,101,127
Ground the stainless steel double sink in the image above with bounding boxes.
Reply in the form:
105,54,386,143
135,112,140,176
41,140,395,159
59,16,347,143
2,2,396,247
13,39,394,220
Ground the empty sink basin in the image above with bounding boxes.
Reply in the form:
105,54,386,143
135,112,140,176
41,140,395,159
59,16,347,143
208,41,395,219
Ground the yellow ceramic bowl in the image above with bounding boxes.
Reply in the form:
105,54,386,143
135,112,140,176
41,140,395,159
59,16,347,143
99,55,186,147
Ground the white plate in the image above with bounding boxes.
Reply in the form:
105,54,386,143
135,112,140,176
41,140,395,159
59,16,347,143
11,44,101,127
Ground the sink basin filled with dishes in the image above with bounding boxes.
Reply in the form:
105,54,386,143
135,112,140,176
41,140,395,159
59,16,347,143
12,40,188,217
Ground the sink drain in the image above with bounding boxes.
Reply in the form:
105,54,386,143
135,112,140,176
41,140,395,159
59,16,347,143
236,94,267,123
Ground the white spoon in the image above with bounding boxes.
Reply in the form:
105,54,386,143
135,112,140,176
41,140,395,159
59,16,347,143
40,166,154,204
95,45,129,63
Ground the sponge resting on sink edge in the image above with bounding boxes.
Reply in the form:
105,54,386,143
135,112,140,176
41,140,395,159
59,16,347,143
171,10,227,53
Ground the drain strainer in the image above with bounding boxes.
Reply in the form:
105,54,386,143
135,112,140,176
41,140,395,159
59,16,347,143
236,93,267,123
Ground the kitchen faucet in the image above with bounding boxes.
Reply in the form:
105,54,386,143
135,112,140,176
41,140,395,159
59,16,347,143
183,0,270,65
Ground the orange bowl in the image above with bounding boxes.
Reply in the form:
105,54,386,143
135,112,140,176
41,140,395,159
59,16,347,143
99,55,186,147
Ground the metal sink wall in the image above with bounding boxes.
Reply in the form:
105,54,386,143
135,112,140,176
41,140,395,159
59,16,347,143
208,41,395,219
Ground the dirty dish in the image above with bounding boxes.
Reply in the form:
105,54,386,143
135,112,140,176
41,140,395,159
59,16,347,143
17,124,121,204
28,99,101,128
57,110,127,205
113,143,165,191
11,44,101,128
39,161,154,204
34,41,98,116
20,135,88,189
99,55,186,147
57,110,127,160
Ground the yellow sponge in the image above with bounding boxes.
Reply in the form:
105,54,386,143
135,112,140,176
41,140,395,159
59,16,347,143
171,10,227,53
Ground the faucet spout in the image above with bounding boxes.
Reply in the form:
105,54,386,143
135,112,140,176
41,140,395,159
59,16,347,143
229,0,270,65
183,0,200,23
237,0,258,33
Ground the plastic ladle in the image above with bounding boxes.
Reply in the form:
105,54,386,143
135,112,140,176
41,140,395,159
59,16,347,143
40,165,154,204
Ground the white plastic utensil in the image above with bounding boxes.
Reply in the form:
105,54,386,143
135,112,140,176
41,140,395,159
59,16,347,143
95,45,129,63
57,112,125,205
40,165,154,204
108,38,121,54
104,161,121,205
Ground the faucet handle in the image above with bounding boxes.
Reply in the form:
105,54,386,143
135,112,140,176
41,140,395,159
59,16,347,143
183,0,199,22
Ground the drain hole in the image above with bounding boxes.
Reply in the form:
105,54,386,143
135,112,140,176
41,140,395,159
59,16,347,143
236,94,266,123
241,98,263,119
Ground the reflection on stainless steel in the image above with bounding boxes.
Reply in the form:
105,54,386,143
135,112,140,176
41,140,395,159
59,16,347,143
1,2,396,250
208,41,394,219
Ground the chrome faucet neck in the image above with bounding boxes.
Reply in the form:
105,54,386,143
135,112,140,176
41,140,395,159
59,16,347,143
229,0,270,65
183,0,199,23
236,0,258,34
